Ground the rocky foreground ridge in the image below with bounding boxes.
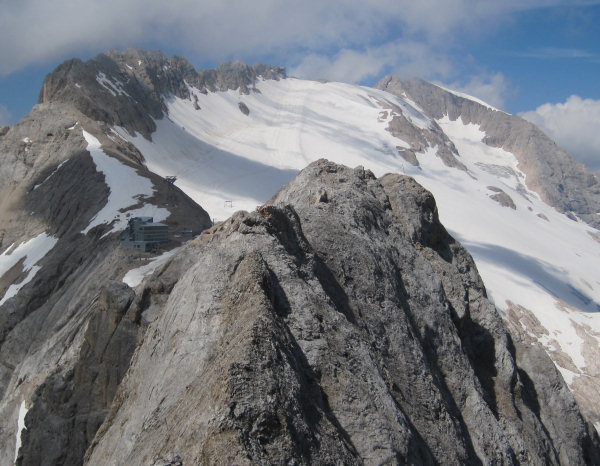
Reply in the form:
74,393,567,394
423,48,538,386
82,160,598,465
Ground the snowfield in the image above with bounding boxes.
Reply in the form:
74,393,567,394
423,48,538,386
14,400,27,464
122,248,180,288
117,77,600,408
82,130,169,236
119,78,424,221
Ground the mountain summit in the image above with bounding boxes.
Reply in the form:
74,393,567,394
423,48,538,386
0,49,599,464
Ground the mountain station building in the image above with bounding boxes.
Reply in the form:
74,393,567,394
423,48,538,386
120,216,168,251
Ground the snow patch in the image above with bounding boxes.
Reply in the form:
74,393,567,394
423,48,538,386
33,160,67,190
96,72,130,97
81,130,169,237
14,400,28,463
122,248,180,288
0,232,58,306
433,83,503,113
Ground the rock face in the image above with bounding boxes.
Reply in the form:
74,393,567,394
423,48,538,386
376,77,600,229
0,59,213,463
85,160,600,465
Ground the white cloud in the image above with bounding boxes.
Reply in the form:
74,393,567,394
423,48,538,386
0,0,588,77
290,41,453,84
0,104,11,126
520,96,600,170
510,47,600,61
441,73,510,110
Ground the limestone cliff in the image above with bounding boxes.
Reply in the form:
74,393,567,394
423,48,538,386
0,84,212,465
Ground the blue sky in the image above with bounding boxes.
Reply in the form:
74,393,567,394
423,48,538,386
1,0,599,168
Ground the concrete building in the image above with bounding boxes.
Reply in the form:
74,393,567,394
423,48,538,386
120,216,168,251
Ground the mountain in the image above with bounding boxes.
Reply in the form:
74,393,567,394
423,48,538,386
0,48,599,464
376,76,600,229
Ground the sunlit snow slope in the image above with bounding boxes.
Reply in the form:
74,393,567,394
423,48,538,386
119,78,425,221
118,77,600,426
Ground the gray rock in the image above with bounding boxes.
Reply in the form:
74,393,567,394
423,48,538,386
0,93,212,464
85,160,600,465
238,102,250,116
487,186,517,209
383,101,465,170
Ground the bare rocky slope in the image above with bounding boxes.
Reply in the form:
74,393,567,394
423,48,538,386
84,160,599,465
376,77,600,229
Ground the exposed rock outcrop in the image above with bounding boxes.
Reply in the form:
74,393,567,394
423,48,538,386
85,160,600,465
487,186,517,209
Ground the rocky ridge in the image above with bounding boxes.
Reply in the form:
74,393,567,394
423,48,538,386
1,49,599,464
84,160,599,465
39,49,285,139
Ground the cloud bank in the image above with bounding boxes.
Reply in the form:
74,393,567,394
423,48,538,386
0,0,588,79
520,96,600,171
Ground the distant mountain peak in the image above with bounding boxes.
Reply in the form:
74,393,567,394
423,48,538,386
38,50,285,139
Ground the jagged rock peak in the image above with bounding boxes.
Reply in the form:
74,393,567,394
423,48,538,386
37,48,285,138
85,159,600,465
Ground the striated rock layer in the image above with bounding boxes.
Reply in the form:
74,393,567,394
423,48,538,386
85,160,600,465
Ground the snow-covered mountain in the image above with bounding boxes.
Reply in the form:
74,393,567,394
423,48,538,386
1,49,600,463
100,53,600,430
